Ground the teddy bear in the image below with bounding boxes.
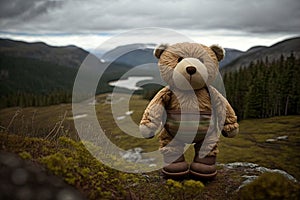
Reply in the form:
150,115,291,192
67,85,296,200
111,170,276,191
139,42,239,179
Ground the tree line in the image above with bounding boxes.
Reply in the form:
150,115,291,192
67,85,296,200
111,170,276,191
0,90,72,108
223,53,300,120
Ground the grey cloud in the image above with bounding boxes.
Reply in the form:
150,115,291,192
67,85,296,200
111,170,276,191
0,0,63,19
0,0,299,35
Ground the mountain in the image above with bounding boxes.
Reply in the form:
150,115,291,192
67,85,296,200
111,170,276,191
101,43,243,69
221,37,300,73
2,37,299,108
246,45,267,54
0,55,77,89
220,48,244,68
0,38,93,98
0,38,89,68
0,39,159,108
100,43,158,66
100,43,163,87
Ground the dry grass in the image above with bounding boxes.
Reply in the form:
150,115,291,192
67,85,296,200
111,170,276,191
1,94,299,180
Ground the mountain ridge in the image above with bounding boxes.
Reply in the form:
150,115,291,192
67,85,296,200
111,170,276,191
101,43,244,68
221,36,300,73
0,38,89,68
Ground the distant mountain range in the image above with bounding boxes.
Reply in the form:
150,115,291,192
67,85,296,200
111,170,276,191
100,43,244,69
0,38,89,68
220,48,244,68
100,43,157,66
220,37,300,73
0,36,299,105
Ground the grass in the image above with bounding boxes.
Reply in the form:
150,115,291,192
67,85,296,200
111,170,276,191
218,116,300,180
0,94,300,199
0,133,207,200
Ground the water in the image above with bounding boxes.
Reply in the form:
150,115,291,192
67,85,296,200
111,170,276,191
109,76,153,90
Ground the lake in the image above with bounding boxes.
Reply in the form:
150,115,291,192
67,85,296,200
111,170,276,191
109,76,153,90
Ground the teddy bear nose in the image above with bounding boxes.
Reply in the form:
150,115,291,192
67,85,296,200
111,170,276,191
186,66,196,75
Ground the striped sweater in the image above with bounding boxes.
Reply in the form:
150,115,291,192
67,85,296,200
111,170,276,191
164,110,213,143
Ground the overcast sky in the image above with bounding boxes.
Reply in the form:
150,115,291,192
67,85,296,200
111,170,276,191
0,0,299,51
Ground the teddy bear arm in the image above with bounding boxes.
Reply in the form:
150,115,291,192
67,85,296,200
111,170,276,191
139,87,170,138
222,101,239,138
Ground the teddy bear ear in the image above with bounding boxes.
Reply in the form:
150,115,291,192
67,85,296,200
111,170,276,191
210,44,225,61
154,44,169,59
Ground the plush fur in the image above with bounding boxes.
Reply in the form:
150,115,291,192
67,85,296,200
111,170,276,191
140,42,239,176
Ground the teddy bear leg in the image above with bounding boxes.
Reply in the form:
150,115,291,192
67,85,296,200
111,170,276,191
159,129,189,179
189,143,218,180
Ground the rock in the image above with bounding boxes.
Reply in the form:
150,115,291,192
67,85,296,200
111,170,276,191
265,138,276,143
119,148,156,166
220,162,297,191
265,135,288,143
121,149,142,163
239,175,258,190
116,116,126,120
0,152,86,200
277,135,288,140
125,111,134,116
222,162,259,169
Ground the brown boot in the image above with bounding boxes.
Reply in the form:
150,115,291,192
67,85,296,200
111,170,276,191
162,154,189,179
190,144,217,180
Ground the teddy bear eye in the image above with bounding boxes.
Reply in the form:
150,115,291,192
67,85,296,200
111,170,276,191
177,57,183,62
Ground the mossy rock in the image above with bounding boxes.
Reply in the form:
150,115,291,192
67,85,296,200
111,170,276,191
239,172,300,200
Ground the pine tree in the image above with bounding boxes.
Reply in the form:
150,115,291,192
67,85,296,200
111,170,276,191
223,53,300,119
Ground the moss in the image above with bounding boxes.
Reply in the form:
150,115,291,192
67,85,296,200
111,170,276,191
164,179,205,199
183,179,204,190
239,172,300,200
0,132,209,200
18,151,32,159
0,133,132,199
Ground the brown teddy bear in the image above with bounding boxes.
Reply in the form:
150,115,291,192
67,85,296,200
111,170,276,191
139,42,239,179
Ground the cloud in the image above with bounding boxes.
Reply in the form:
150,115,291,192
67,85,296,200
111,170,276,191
0,0,63,19
0,0,299,35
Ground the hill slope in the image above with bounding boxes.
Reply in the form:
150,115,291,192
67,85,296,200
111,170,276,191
0,38,89,68
221,37,300,73
0,55,78,96
219,48,244,68
101,43,244,69
0,39,146,108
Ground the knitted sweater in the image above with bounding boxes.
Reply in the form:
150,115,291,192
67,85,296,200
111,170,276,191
164,110,213,143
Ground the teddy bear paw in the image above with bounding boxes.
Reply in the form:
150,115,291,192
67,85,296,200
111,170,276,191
139,124,155,139
222,127,239,138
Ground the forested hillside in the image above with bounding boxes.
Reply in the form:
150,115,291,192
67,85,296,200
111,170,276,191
223,53,300,119
0,55,131,108
0,38,88,68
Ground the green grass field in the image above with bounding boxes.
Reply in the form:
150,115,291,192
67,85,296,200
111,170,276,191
218,116,300,180
0,94,299,199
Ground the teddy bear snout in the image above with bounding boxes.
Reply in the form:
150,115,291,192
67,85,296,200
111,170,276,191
186,66,196,75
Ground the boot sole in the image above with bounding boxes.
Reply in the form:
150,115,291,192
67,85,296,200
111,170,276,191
189,169,217,180
162,168,189,178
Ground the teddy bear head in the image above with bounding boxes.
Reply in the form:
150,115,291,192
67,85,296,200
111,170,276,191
154,42,224,91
